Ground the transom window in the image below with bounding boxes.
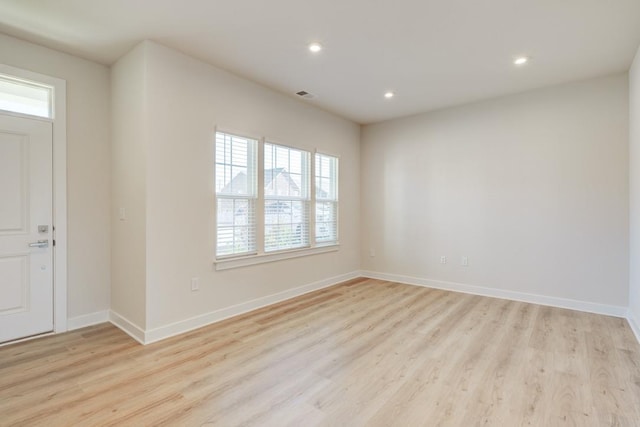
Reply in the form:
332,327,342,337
0,74,53,119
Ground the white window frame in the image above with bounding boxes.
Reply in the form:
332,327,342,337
214,132,339,270
214,131,258,258
263,142,311,253
315,152,339,246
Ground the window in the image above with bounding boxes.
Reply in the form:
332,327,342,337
0,74,53,118
264,143,310,252
315,153,338,245
215,132,257,257
215,131,339,267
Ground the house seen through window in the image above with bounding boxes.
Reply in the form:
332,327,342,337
215,132,257,257
264,143,310,252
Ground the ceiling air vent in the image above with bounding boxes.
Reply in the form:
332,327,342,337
296,90,316,100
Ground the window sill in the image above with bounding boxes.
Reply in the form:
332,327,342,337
214,244,339,271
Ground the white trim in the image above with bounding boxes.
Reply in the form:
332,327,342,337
0,109,52,122
214,125,263,145
67,310,109,330
314,147,341,160
361,270,628,318
109,310,145,344
0,332,55,348
215,244,339,271
142,270,360,344
52,76,68,334
628,310,640,344
0,64,67,334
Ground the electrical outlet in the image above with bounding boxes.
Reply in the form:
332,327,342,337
440,256,447,264
461,256,469,266
191,277,199,292
119,207,126,221
369,248,376,257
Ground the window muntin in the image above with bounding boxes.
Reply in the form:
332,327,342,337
264,143,311,252
0,75,52,119
215,132,258,257
315,153,338,244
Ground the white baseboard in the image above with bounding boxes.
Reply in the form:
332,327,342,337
628,310,640,344
67,310,109,331
144,270,360,344
109,310,145,344
361,270,628,318
107,270,637,346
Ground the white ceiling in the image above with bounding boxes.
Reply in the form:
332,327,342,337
1,0,639,124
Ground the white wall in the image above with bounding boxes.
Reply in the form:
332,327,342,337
110,43,148,329
0,33,111,321
4,30,633,341
630,46,640,328
362,74,629,309
114,41,360,334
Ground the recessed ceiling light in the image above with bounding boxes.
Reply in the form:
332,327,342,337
384,91,395,99
514,56,529,66
309,42,323,53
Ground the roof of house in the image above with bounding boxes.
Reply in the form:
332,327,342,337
221,168,313,195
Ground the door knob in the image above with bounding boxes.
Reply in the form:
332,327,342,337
29,240,49,248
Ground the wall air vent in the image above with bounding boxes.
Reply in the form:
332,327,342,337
296,90,316,100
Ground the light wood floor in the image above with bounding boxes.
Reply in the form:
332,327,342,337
1,278,640,426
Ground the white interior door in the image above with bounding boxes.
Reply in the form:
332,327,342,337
0,113,53,344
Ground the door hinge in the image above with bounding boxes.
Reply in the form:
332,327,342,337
53,239,56,247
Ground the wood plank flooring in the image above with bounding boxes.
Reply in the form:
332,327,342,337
1,278,640,426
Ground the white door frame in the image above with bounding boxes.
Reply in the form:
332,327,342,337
0,64,67,334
